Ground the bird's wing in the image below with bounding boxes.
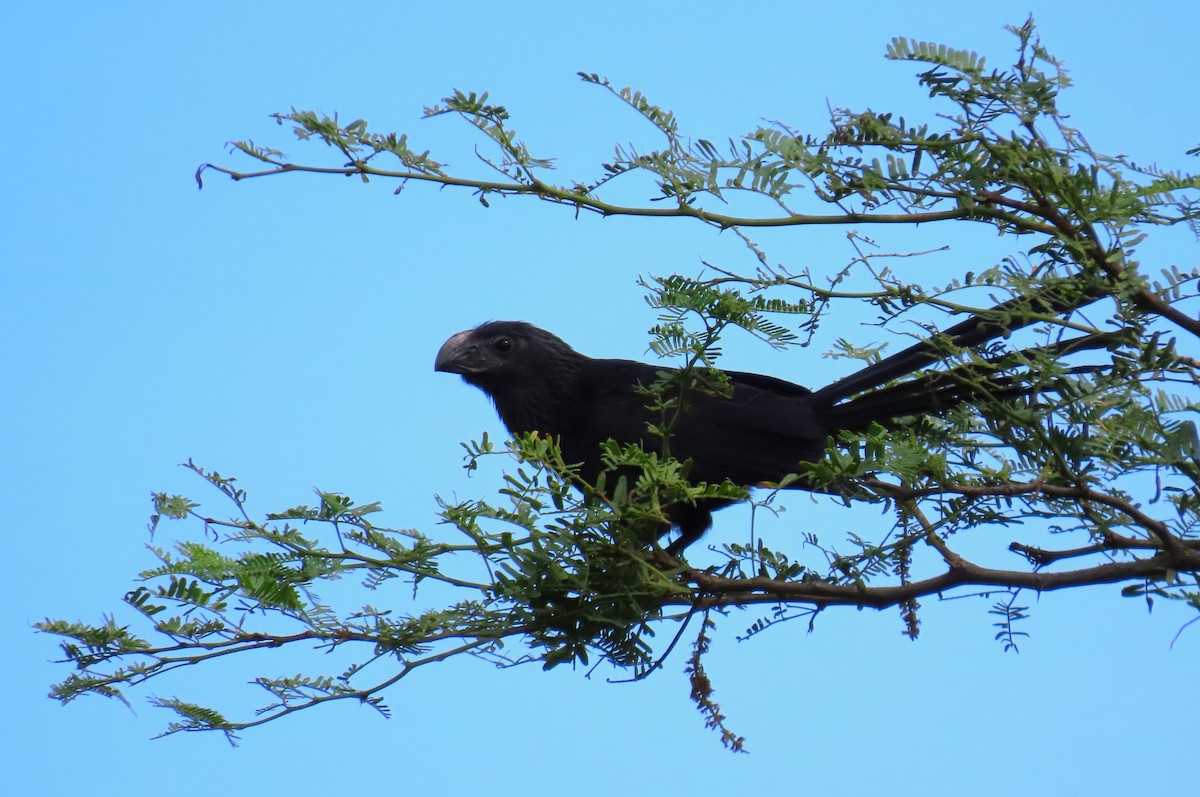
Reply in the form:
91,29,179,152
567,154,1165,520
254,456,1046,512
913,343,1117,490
671,375,828,485
573,361,827,487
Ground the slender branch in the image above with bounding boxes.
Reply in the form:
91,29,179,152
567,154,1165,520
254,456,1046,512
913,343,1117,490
902,499,967,568
998,182,1200,339
873,479,1187,557
1010,534,1200,567
197,162,1041,230
225,638,493,733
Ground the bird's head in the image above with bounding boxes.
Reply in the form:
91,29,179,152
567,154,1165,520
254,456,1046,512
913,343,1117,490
435,321,570,383
434,321,585,434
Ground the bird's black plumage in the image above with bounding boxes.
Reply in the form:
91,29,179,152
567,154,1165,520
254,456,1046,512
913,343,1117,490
435,300,1101,554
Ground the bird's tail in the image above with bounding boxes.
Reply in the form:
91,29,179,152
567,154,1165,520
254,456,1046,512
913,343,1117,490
820,331,1119,432
809,281,1107,411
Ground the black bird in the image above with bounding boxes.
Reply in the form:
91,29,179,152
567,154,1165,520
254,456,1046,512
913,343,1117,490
435,302,1101,554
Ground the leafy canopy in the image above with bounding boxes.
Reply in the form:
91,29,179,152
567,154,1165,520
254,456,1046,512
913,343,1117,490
44,20,1200,750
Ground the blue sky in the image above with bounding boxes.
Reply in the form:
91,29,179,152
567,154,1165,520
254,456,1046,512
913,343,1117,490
5,2,1199,794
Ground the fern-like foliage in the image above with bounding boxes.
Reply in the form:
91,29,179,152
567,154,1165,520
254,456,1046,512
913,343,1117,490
54,19,1200,749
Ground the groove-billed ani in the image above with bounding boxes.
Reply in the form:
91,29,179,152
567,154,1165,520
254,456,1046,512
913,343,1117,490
435,301,1102,554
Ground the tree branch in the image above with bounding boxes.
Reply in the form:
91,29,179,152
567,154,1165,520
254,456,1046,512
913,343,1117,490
197,161,1049,232
683,551,1196,611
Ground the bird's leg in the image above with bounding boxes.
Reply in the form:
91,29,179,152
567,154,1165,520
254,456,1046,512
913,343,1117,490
664,504,714,557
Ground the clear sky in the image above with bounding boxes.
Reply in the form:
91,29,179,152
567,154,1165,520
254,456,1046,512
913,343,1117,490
5,2,1198,795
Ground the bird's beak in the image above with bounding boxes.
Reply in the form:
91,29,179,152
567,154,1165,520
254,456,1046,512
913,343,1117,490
434,330,478,374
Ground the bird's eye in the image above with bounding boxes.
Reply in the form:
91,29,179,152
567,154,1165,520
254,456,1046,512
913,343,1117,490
493,337,513,354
